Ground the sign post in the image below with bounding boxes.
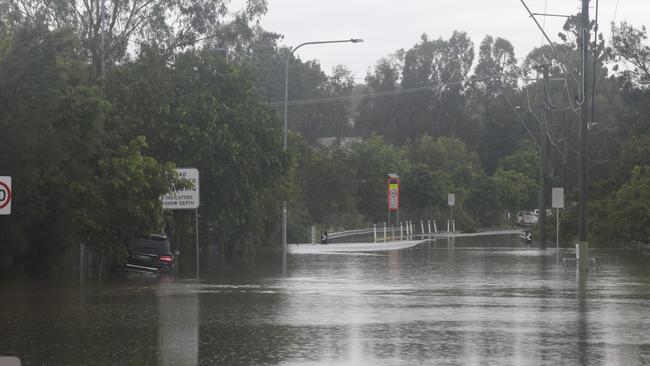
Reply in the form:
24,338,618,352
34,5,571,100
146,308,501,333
387,174,400,240
552,187,564,263
448,193,455,233
0,176,11,215
162,168,200,277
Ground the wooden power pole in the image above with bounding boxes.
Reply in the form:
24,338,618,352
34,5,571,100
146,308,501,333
539,65,550,248
578,0,590,269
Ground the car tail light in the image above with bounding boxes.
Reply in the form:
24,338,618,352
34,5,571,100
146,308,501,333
159,255,173,263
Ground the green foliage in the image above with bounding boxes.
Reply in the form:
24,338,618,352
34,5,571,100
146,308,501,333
497,139,540,181
106,45,288,257
3,5,650,276
493,169,537,210
72,137,176,273
356,32,475,144
348,136,408,222
611,22,650,87
0,22,105,273
592,166,650,245
401,164,452,218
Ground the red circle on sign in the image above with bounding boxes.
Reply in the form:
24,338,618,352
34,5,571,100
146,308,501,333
0,181,11,209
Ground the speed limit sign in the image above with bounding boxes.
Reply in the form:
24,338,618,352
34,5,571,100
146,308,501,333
0,176,12,215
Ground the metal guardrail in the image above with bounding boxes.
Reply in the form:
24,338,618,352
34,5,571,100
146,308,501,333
328,227,380,239
325,226,523,244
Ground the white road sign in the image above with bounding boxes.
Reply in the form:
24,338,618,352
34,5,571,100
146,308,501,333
552,187,564,209
0,176,11,215
162,168,199,210
448,193,455,206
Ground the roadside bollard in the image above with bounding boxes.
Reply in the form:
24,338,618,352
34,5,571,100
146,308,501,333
420,220,425,239
373,224,377,243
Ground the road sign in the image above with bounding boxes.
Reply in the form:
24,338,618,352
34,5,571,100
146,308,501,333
162,168,199,210
0,176,11,215
448,193,455,206
387,178,400,211
552,187,564,208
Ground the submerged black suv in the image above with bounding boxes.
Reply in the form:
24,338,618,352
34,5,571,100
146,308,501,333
126,234,174,273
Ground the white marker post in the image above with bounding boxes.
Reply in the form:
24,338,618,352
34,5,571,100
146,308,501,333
373,224,377,243
448,193,455,232
552,187,564,263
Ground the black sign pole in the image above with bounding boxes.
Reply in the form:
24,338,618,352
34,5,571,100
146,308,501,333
195,208,199,278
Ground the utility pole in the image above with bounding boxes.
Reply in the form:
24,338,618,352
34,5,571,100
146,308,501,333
578,0,590,270
538,65,550,248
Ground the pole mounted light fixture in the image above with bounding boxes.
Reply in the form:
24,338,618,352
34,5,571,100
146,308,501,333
281,37,363,256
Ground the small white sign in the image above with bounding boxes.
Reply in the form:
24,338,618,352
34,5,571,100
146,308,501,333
552,187,564,209
162,168,199,210
448,193,455,206
0,176,11,215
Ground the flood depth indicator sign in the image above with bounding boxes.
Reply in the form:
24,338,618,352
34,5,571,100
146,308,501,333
162,168,199,210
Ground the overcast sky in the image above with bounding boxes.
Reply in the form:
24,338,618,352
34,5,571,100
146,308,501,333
237,0,650,79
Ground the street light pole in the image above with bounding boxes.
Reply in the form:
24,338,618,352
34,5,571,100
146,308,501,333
282,38,363,255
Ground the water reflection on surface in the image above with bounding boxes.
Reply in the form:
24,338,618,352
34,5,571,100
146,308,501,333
2,236,650,365
158,280,198,366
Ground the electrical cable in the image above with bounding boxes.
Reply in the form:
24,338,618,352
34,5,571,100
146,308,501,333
591,0,599,126
541,0,549,45
536,105,566,159
519,0,580,86
576,27,587,106
269,76,496,107
563,77,582,115
501,92,539,146
544,73,563,108
542,111,567,163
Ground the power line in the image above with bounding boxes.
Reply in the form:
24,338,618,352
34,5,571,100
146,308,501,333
541,0,549,45
519,0,580,86
501,91,539,145
591,0,599,126
612,0,621,23
268,76,496,107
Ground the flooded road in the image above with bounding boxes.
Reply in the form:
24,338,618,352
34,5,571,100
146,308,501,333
3,235,650,365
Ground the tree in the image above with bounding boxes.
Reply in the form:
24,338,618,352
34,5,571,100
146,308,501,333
72,137,177,277
610,21,650,87
356,32,475,144
347,136,408,222
592,166,650,245
299,146,360,229
0,22,107,273
493,169,537,211
355,52,404,141
1,0,269,83
105,45,288,257
467,36,524,173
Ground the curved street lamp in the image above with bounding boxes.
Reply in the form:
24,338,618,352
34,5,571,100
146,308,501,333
282,38,364,254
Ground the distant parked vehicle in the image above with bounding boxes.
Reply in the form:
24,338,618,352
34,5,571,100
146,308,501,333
126,234,173,273
517,210,539,226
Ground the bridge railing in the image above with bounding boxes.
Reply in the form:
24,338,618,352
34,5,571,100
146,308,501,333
325,219,448,243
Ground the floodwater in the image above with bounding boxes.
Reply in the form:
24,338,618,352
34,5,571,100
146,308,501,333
3,235,650,365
